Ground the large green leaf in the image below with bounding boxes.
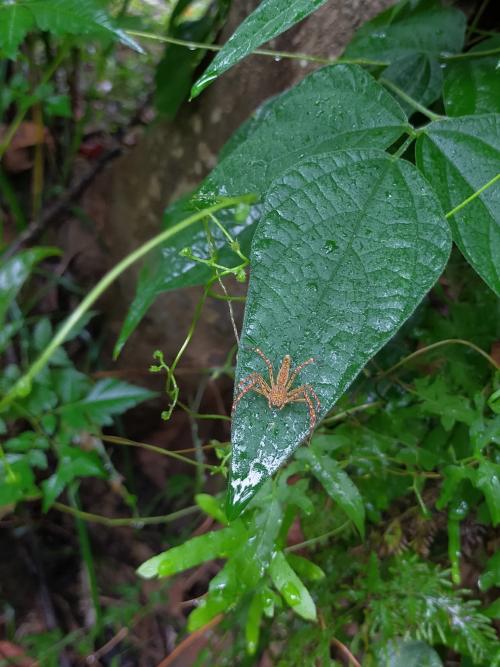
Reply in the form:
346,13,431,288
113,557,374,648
344,1,465,62
295,447,365,536
0,0,142,56
191,0,330,97
416,115,500,295
444,37,500,117
344,0,465,113
0,247,59,325
117,65,409,355
228,150,451,514
0,4,35,59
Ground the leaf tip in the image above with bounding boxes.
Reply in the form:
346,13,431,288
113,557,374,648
190,70,217,99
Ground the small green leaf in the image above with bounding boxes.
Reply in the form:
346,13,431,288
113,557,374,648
4,432,49,452
58,378,156,429
444,37,500,116
376,639,443,667
137,521,248,579
479,551,500,592
195,493,229,524
269,550,317,621
229,150,451,514
416,115,500,295
473,461,500,526
0,458,37,507
245,590,265,655
191,0,330,97
187,589,228,631
0,247,59,325
286,553,325,581
484,599,500,619
41,446,106,510
296,448,365,537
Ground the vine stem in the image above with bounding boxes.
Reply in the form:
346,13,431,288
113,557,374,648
321,400,383,425
102,434,220,471
0,194,256,411
445,172,500,219
53,501,199,526
379,78,443,121
125,29,389,67
284,522,350,552
443,45,500,60
379,338,500,377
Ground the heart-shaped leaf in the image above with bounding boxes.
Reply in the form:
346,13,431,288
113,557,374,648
383,53,443,116
444,37,500,116
344,2,465,62
228,150,451,515
416,114,500,295
191,0,330,97
117,65,408,354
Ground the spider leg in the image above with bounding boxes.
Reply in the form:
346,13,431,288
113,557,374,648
287,385,318,435
254,348,275,386
232,373,270,413
286,357,315,390
302,383,321,412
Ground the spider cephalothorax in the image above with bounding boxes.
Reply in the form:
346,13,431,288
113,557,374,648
232,348,320,436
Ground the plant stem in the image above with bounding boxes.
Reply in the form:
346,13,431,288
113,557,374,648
126,30,389,67
443,45,500,60
321,400,383,425
67,484,103,634
445,173,500,219
53,501,199,526
101,435,220,471
285,522,350,552
0,194,255,411
466,0,491,41
380,78,443,121
392,133,416,159
379,338,499,377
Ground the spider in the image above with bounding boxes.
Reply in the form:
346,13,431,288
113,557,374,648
232,348,321,436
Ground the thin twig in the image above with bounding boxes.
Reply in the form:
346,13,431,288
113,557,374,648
101,434,219,470
321,401,383,425
126,30,388,67
380,78,443,121
378,338,499,377
445,172,500,219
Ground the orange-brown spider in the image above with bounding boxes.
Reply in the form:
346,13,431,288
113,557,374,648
232,348,320,435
